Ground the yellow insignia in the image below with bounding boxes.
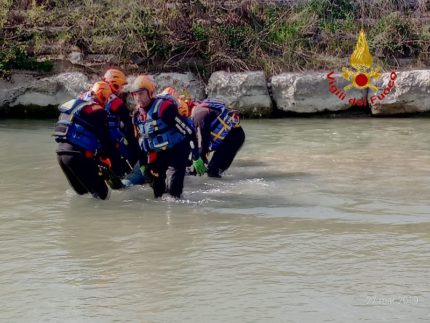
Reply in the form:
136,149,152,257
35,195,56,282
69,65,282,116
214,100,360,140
342,30,381,91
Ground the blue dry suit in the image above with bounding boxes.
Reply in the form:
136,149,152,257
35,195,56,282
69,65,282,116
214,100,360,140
53,99,101,155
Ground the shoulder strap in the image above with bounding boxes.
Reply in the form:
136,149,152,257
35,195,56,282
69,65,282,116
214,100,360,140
151,98,166,121
71,101,99,132
59,99,92,115
204,99,227,114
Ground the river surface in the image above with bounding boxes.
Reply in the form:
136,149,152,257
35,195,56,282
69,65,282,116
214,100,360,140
0,119,429,322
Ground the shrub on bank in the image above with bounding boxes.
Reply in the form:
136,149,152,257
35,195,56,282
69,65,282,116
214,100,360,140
0,46,53,78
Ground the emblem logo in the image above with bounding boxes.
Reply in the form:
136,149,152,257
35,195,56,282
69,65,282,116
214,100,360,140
326,30,397,108
341,30,381,91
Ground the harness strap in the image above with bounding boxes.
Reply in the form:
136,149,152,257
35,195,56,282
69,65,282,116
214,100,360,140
151,99,165,133
211,112,232,139
57,100,95,132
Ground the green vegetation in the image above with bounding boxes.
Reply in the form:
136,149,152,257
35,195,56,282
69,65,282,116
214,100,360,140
370,12,421,58
192,22,209,42
0,46,53,77
0,0,429,78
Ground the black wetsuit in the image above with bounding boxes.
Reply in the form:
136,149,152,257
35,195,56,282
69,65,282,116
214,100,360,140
138,98,198,198
105,95,140,177
191,106,245,177
55,104,114,200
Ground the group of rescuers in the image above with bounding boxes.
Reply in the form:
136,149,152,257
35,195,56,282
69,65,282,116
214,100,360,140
54,69,246,200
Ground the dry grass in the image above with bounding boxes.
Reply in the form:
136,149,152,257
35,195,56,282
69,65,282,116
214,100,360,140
0,0,429,78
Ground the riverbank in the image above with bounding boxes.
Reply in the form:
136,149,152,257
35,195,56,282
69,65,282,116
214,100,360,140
1,69,429,118
2,1,430,118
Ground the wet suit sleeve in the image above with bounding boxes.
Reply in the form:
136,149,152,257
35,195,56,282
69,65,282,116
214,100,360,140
138,149,149,168
81,105,114,157
111,100,141,164
130,109,149,168
160,100,199,160
192,107,216,163
109,98,135,143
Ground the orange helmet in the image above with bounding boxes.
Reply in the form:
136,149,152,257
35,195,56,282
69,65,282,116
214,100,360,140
129,75,156,98
161,87,190,117
161,87,179,98
177,99,190,117
103,69,127,93
91,81,112,106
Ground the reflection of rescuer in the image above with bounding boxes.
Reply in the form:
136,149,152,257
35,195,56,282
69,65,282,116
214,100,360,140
130,75,206,198
54,82,116,200
191,99,245,178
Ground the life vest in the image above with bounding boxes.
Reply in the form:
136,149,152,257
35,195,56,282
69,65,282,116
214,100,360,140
156,93,196,129
157,92,190,117
53,99,102,155
138,96,187,152
204,100,240,151
105,95,129,159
